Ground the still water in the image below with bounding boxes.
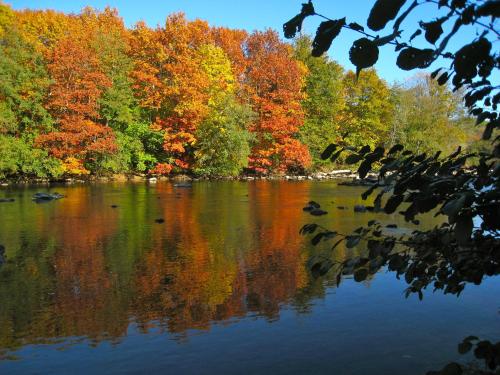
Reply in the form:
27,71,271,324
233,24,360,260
0,181,498,375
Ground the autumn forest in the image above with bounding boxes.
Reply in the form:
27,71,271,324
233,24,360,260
0,4,478,179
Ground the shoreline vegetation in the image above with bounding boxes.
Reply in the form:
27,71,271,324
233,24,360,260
0,169,377,186
0,5,482,183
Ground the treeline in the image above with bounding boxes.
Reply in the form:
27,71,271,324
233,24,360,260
0,4,478,179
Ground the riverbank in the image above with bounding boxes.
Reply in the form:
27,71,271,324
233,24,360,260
0,169,378,187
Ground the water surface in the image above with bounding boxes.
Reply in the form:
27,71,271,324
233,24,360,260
0,181,498,374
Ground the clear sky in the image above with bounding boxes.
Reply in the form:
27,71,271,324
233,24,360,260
6,0,481,84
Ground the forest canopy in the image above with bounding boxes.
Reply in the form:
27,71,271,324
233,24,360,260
0,4,478,179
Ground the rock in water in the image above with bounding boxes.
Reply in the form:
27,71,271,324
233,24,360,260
0,198,15,203
32,192,65,203
354,204,367,213
173,183,192,188
0,245,5,266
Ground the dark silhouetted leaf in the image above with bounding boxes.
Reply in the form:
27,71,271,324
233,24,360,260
482,121,496,140
477,1,500,18
435,362,463,375
431,68,442,79
388,144,404,154
301,0,315,15
448,146,462,159
362,184,378,200
312,18,346,57
283,14,305,39
349,38,379,75
311,232,324,246
454,38,492,82
455,214,473,245
346,235,361,248
358,159,372,179
409,29,422,42
420,18,445,44
283,1,315,38
442,194,466,218
451,0,466,8
345,154,363,164
367,0,407,31
348,22,364,32
321,143,337,160
458,341,473,354
300,223,318,235
397,47,435,70
330,149,343,162
437,72,449,85
331,238,344,250
358,145,371,155
385,194,405,214
354,268,369,282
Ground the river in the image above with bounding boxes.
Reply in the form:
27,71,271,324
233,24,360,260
0,181,498,374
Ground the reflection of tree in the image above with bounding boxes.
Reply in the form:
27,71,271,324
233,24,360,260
0,182,386,355
0,186,127,353
51,187,126,341
243,181,309,318
131,183,244,334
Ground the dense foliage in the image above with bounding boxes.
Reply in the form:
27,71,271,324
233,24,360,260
285,1,499,374
0,3,477,179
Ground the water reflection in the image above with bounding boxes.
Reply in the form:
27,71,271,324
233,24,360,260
0,181,492,372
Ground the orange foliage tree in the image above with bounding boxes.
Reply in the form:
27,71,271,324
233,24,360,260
16,8,74,55
244,30,311,174
129,14,214,173
36,36,116,174
212,27,248,83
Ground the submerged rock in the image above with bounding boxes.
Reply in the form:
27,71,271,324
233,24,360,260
354,204,367,213
339,178,377,187
310,209,328,216
303,201,321,212
155,218,165,224
173,182,192,188
0,198,15,203
32,192,65,203
172,174,192,181
0,245,5,266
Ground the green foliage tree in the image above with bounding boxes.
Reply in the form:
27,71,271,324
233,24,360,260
0,25,52,135
294,35,345,168
0,135,63,179
341,69,393,150
390,74,473,155
193,44,255,176
83,7,157,174
194,96,255,177
0,19,62,179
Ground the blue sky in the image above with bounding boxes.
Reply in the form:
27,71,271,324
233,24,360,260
7,0,480,84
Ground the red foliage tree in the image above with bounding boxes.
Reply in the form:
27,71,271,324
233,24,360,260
36,37,116,173
244,30,311,174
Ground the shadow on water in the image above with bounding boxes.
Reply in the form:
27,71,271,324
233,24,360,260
0,181,498,374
